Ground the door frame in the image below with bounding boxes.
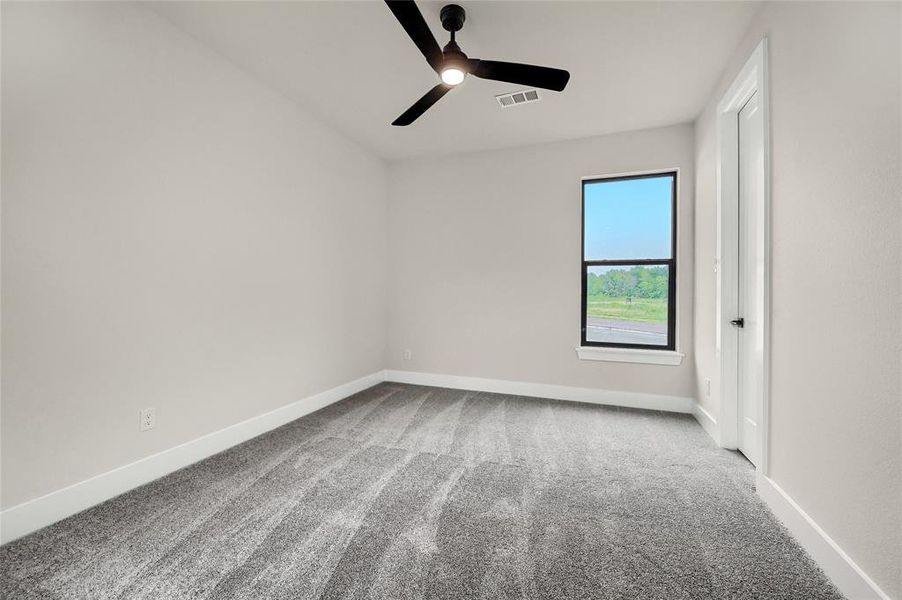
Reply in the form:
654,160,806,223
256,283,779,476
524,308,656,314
715,38,772,474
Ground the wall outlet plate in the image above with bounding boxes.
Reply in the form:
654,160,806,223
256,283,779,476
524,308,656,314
140,407,156,432
403,349,412,361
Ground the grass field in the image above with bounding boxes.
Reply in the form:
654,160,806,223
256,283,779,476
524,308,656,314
586,295,667,323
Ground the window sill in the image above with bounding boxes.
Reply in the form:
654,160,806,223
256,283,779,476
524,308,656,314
575,346,684,366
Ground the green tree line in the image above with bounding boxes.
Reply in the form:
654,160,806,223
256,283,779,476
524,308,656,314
587,266,668,299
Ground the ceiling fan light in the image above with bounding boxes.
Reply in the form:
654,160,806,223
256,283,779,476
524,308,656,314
441,67,465,86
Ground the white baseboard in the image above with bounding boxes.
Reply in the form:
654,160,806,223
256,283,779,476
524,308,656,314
384,370,694,413
756,471,893,600
692,401,720,445
0,370,386,545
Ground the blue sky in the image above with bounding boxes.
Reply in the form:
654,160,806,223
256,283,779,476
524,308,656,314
584,175,672,260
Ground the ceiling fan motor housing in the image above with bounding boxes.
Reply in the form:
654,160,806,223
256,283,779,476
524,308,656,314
442,39,468,66
440,4,466,32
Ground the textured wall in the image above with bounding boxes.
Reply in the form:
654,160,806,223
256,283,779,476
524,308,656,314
693,2,902,596
1,2,388,508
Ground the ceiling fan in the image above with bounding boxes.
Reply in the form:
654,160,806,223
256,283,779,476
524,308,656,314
385,1,570,126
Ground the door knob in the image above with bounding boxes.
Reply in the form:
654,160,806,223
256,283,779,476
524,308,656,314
730,318,745,328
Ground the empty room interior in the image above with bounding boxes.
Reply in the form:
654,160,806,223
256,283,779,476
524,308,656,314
1,1,900,598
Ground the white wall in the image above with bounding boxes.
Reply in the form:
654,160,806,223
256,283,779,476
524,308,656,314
694,2,901,596
1,2,387,509
388,124,695,401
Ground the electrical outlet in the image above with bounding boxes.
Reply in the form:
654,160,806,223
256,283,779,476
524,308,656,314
705,378,712,397
140,407,156,432
403,349,412,361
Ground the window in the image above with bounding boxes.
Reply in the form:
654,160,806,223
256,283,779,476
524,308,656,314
581,171,676,351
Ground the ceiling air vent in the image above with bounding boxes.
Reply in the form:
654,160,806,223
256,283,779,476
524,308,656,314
496,89,541,108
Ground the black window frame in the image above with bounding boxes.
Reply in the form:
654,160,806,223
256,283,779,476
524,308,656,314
580,171,677,351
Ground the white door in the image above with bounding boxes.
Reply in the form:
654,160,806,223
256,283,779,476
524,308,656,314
736,91,765,466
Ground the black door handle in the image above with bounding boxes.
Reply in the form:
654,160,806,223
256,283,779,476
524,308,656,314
730,318,745,328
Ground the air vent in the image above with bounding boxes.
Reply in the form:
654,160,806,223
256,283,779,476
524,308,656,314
495,89,541,108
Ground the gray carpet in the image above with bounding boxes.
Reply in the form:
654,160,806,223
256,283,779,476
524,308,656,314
1,383,843,599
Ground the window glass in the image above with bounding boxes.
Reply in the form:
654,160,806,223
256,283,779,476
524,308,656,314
585,265,670,347
581,172,676,350
583,175,673,260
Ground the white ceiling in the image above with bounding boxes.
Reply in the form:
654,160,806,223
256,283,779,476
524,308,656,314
150,1,761,161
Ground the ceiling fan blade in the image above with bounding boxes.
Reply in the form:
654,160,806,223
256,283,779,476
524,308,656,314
468,59,570,92
385,1,443,73
392,84,452,126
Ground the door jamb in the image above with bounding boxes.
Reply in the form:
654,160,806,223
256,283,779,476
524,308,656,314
715,38,772,475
